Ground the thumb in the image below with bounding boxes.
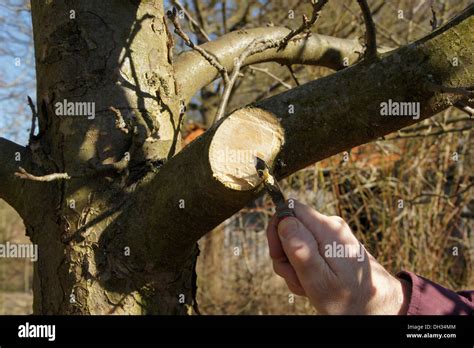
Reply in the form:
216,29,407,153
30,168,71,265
278,217,325,280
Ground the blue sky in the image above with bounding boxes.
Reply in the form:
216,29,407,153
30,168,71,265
0,0,35,145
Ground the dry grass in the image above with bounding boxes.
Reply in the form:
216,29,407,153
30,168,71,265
0,200,34,314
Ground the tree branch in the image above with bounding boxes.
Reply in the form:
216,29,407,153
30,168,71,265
357,0,378,60
171,0,211,42
278,0,328,50
27,96,38,143
248,67,292,90
224,0,250,31
168,8,230,87
174,27,375,103
14,167,71,182
214,37,285,121
424,81,473,97
140,5,473,266
455,101,473,117
0,137,30,212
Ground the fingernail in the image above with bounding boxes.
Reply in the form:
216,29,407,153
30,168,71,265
278,218,298,240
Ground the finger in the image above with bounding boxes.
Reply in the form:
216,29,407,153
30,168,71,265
272,259,302,289
285,279,306,296
292,199,331,227
277,217,331,283
266,213,287,262
294,201,363,274
293,200,358,247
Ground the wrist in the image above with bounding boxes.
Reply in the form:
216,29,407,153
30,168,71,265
371,275,411,315
395,278,411,315
391,277,411,315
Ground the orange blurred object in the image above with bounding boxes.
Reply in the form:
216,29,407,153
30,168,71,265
183,123,206,146
318,143,402,169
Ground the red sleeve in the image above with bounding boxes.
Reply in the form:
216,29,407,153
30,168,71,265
397,271,474,315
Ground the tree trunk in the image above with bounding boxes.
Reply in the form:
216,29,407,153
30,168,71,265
28,0,197,314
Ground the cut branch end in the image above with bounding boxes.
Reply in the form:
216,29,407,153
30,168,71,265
209,107,284,191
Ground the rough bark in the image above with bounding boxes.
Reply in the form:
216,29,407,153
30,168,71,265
0,138,27,213
25,0,196,314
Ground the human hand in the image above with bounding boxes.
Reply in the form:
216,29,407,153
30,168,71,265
266,200,411,314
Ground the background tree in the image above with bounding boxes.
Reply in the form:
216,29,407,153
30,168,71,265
0,0,472,314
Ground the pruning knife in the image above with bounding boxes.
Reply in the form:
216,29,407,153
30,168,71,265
255,156,295,219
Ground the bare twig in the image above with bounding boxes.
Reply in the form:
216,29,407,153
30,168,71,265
248,66,292,89
385,125,472,141
171,0,211,42
454,101,473,117
425,81,474,98
286,65,300,86
399,116,472,133
168,8,230,86
110,106,129,134
15,154,132,183
357,0,378,60
15,167,71,182
215,38,282,121
278,0,328,50
27,96,37,143
377,22,402,46
222,0,227,33
191,0,206,30
430,6,439,31
253,66,305,102
407,183,474,206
